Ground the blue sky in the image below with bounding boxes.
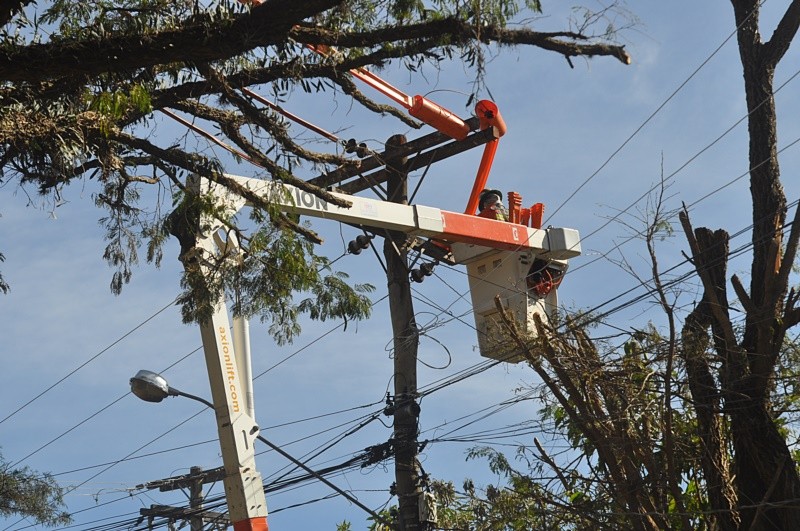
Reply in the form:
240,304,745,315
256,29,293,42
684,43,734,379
2,2,800,530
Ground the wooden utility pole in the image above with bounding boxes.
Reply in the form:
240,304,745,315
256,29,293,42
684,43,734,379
383,134,422,530
138,466,229,530
188,465,204,531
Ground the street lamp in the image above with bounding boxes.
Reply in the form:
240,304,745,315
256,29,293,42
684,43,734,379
130,369,214,409
129,370,388,527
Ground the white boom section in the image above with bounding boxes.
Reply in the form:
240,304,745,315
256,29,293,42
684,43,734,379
188,178,268,531
203,174,581,260
181,171,582,529
183,169,582,530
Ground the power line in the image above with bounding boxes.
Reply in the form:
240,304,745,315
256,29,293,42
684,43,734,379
9,346,201,469
12,300,390,528
20,100,800,531
2,410,208,531
50,440,217,478
570,72,800,273
0,297,178,427
544,0,766,225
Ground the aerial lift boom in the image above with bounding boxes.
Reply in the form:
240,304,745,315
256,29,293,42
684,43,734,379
199,174,580,259
176,25,577,528
186,192,267,531
307,43,507,216
182,171,580,529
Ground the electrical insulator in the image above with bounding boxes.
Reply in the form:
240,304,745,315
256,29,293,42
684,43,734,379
344,139,369,158
347,234,372,255
410,262,435,283
383,393,395,416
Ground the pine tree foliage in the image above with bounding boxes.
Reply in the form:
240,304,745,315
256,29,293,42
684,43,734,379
0,453,70,527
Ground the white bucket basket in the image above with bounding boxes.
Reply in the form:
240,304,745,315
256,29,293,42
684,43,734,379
452,245,564,363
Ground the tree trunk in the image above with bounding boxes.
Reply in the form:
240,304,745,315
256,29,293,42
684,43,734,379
680,228,739,531
724,1,800,528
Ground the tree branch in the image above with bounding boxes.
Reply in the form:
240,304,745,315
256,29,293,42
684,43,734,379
680,308,740,530
166,100,352,209
764,0,800,65
3,6,630,89
189,66,352,166
679,208,737,351
731,274,755,313
775,201,800,310
0,0,31,27
0,0,342,84
293,18,631,65
111,130,325,244
326,73,422,128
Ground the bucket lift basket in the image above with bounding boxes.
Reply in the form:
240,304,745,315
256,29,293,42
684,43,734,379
452,244,568,363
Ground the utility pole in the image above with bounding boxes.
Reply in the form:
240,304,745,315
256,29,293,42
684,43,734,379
383,134,422,530
189,465,204,531
138,466,229,530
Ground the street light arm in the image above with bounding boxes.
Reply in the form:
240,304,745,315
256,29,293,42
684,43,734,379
170,387,216,411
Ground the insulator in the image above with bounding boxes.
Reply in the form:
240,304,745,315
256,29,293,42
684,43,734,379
355,234,372,249
344,138,357,153
356,142,368,158
410,269,425,283
348,240,363,254
420,262,434,276
347,234,372,255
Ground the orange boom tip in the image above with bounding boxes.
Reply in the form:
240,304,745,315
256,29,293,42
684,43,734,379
475,100,507,137
409,96,470,141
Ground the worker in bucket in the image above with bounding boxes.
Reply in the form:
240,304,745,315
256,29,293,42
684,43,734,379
477,188,508,221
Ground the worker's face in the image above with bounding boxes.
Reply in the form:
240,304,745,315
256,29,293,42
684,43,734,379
483,193,502,211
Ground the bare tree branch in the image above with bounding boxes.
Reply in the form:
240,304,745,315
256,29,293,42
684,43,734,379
775,202,800,310
731,274,755,313
679,208,738,352
764,0,800,65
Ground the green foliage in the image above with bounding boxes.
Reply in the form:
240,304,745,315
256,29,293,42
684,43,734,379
39,0,206,39
427,470,590,530
1,0,627,309
0,453,71,527
431,318,715,530
167,190,373,342
366,508,397,530
86,85,153,130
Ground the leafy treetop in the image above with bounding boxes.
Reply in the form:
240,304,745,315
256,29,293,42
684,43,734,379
0,0,630,340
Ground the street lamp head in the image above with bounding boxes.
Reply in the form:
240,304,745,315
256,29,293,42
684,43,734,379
129,370,215,409
130,369,176,403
